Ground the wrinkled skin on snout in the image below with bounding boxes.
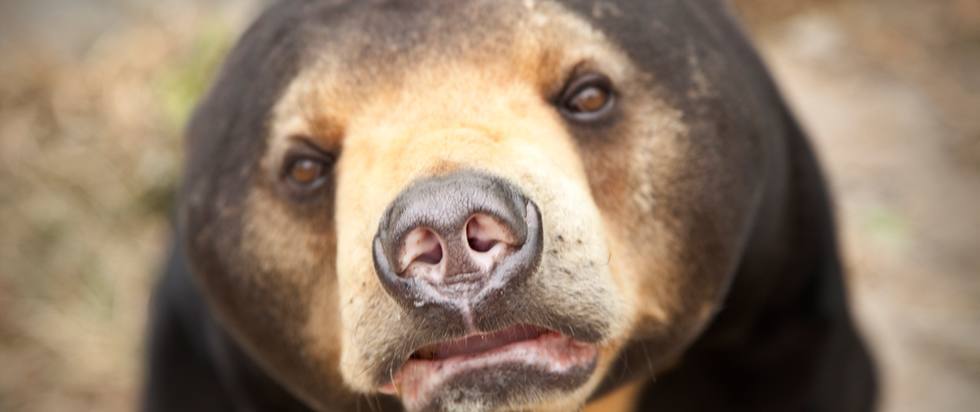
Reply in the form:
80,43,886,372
157,1,875,411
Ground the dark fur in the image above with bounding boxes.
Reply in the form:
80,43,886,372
560,1,879,409
143,0,877,410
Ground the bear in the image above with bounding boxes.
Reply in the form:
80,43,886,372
142,0,877,411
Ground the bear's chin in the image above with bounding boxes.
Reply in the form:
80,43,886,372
380,326,598,411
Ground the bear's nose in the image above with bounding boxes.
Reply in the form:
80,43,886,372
372,171,542,309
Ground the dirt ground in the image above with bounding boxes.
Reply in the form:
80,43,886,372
0,1,977,411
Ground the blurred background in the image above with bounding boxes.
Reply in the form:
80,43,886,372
0,0,977,411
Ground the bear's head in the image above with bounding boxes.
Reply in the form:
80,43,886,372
180,1,790,410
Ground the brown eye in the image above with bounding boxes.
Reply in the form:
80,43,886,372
280,140,334,196
558,72,615,122
568,86,609,113
288,158,325,186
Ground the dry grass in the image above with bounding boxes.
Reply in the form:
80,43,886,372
0,1,977,411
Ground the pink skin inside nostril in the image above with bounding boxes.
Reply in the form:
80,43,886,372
466,215,511,252
399,228,443,274
465,214,516,271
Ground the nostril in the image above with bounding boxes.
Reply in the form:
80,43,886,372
417,244,443,265
399,228,443,272
468,236,497,253
466,214,513,253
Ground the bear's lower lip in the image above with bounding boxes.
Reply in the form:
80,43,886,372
379,324,598,409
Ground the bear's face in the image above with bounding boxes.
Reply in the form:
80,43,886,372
182,1,767,411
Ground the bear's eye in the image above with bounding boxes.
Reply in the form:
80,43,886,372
280,141,334,194
558,72,615,122
287,158,326,186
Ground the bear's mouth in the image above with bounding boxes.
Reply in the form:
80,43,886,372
379,324,598,410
